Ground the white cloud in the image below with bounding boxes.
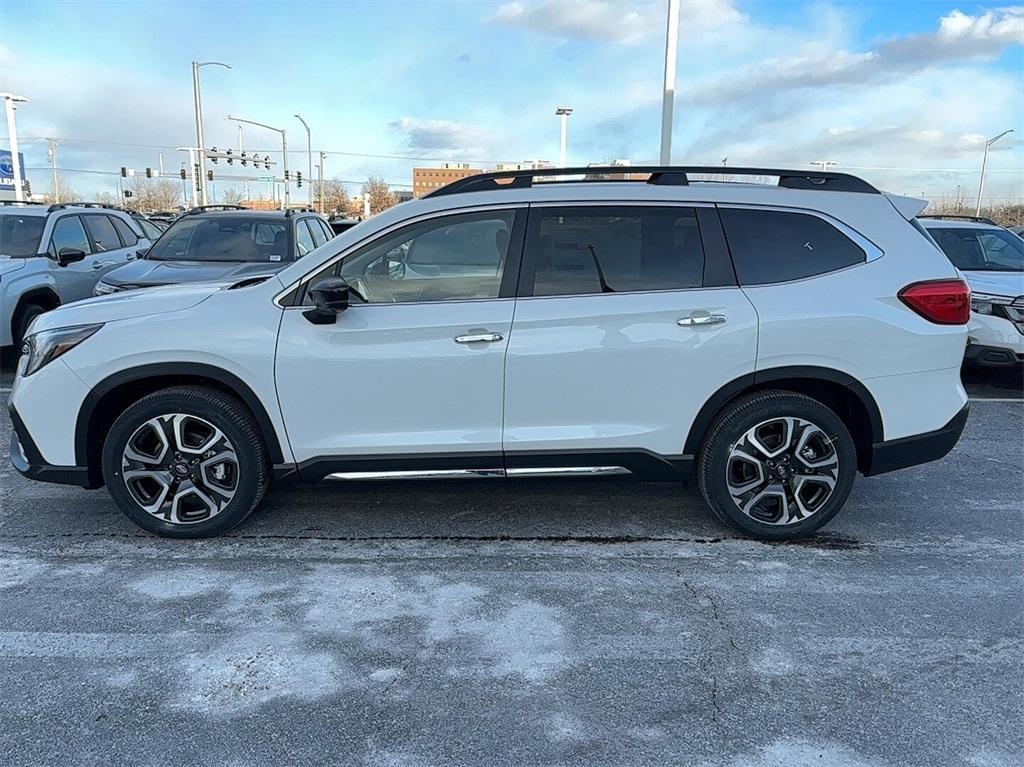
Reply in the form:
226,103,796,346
387,116,493,158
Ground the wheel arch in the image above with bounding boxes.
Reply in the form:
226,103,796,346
76,363,287,487
684,366,884,474
11,287,61,337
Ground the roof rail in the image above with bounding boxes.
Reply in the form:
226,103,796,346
424,165,880,198
185,204,249,215
47,201,122,212
918,214,998,226
0,200,45,207
284,207,317,217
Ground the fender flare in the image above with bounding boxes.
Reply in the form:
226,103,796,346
75,362,287,467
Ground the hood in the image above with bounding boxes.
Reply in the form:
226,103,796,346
961,270,1024,299
30,282,223,335
101,258,287,288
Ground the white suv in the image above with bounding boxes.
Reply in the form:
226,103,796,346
9,166,970,540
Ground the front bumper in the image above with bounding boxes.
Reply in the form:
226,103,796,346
864,403,969,476
9,403,94,488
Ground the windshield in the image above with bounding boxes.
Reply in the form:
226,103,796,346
146,216,288,262
0,214,46,258
929,227,1024,272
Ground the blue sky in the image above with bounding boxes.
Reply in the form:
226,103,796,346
1,0,1021,202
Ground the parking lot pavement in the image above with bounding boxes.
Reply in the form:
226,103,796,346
1,381,1022,766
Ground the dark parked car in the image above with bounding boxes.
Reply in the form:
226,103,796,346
328,216,362,235
94,205,333,295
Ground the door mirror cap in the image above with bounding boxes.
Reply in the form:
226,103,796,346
304,276,351,325
136,247,150,259
56,247,87,267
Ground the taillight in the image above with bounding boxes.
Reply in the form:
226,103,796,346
898,279,971,325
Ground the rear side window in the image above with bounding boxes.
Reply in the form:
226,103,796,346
528,206,705,296
49,215,91,257
295,220,316,256
110,216,139,246
720,208,865,285
306,219,328,247
83,214,122,253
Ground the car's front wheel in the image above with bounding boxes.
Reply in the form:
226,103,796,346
102,386,269,538
697,391,857,540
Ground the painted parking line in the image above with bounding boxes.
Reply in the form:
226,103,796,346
969,397,1024,403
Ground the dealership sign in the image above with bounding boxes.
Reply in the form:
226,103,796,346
0,150,27,187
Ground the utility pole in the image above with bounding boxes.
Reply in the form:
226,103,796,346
295,114,313,206
659,0,680,165
237,125,249,203
46,138,59,202
976,129,1014,218
555,107,573,167
192,61,231,207
1,93,29,202
318,151,326,213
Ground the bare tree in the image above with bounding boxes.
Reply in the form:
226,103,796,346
221,187,246,206
312,178,351,215
362,176,396,215
42,176,78,205
94,191,120,207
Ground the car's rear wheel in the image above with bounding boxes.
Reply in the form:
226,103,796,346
697,391,857,540
102,386,269,538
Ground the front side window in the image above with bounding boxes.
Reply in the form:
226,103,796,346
146,216,288,262
0,214,46,257
308,210,517,304
83,214,122,253
49,215,91,257
295,220,316,257
134,217,162,241
110,216,139,247
720,208,866,285
528,206,705,296
929,227,1024,272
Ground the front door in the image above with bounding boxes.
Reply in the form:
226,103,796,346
502,203,758,468
47,214,101,302
276,207,525,473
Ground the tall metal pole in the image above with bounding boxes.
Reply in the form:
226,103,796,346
192,61,230,207
295,114,313,206
976,130,1014,217
318,151,326,213
281,130,290,208
2,94,29,202
47,138,59,202
659,0,680,165
555,107,573,167
237,125,249,203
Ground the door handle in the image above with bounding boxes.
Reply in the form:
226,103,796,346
678,313,727,327
454,333,503,344
91,261,108,269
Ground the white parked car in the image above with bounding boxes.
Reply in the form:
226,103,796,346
919,216,1024,367
9,166,970,540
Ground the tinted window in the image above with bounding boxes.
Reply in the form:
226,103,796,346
295,220,316,257
530,206,704,296
929,227,1023,272
49,215,91,257
134,217,162,240
0,214,46,257
147,216,289,262
319,219,335,242
720,208,865,285
311,210,516,304
306,219,328,247
83,214,122,253
110,216,139,246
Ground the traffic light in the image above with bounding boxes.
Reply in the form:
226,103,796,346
210,147,218,164
145,167,153,178
123,190,133,198
207,170,214,182
264,155,271,169
180,168,187,180
226,149,234,165
240,151,248,167
120,167,128,177
296,171,302,188
284,170,290,181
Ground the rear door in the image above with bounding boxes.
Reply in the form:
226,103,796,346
502,203,758,468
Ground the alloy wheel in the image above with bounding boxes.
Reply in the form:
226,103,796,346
121,413,239,525
725,416,840,526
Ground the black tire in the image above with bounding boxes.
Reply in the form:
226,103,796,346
102,386,269,538
13,302,46,348
697,390,857,541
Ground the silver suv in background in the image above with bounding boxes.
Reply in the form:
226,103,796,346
0,201,152,348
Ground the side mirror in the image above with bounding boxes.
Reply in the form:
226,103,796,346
303,277,351,325
56,248,87,267
135,247,150,259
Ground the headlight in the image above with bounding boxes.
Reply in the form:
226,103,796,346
970,292,1012,316
93,282,118,296
22,324,103,377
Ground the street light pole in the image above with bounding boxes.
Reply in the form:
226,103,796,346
318,151,326,213
227,115,290,208
1,93,29,202
659,0,680,165
555,107,573,167
295,114,313,206
192,61,231,207
976,129,1014,217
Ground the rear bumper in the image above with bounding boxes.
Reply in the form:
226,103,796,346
864,403,969,476
9,403,94,488
964,343,1024,368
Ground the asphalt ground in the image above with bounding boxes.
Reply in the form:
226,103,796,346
0,349,1021,766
